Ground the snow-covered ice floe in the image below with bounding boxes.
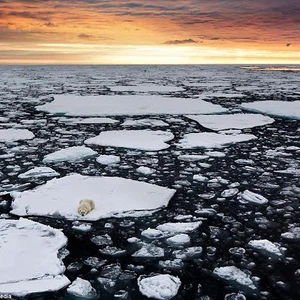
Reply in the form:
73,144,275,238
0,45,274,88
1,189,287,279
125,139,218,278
156,221,202,234
43,146,97,163
0,218,69,297
60,117,119,124
67,277,97,298
36,94,227,116
96,155,120,165
85,130,174,151
248,239,284,258
138,274,181,300
238,190,268,205
178,133,257,149
11,174,176,221
0,129,35,142
109,84,184,93
186,114,274,131
213,266,257,291
240,100,300,120
18,166,59,179
122,118,169,127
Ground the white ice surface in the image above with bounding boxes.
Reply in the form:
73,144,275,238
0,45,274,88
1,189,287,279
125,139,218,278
138,274,181,300
43,146,97,163
213,266,256,290
61,117,119,124
156,222,201,234
239,190,268,205
18,167,60,179
248,239,283,258
109,84,184,93
36,94,227,116
67,278,96,298
0,129,35,142
241,100,300,120
186,114,274,131
122,118,169,127
0,218,69,297
96,155,120,165
85,130,174,151
178,133,257,149
11,174,176,221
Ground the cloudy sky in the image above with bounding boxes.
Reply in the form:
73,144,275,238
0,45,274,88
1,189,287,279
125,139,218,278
0,0,299,64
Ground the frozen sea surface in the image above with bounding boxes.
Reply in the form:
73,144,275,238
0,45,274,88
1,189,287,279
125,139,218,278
0,65,300,300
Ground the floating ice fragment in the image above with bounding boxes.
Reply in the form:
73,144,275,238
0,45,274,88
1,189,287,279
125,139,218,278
18,167,59,179
238,190,268,205
67,278,97,299
0,129,35,142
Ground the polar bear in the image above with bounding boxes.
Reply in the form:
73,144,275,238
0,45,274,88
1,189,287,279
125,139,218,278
78,199,95,216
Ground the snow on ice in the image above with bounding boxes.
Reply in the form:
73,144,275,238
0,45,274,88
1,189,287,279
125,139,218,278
0,129,35,142
11,174,176,220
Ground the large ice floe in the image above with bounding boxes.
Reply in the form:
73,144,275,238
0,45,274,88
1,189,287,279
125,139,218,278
85,130,174,151
11,174,176,220
178,133,257,149
43,146,97,163
0,129,35,142
36,94,227,116
18,166,59,179
240,100,300,120
0,218,69,297
186,114,274,131
138,274,181,300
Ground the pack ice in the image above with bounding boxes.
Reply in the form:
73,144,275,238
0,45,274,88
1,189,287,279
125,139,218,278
11,174,176,221
0,218,69,297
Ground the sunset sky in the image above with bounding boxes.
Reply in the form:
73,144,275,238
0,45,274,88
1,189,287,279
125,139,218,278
0,0,299,64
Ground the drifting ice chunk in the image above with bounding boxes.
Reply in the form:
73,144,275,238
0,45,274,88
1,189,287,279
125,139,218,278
85,130,174,151
172,247,202,260
110,84,184,93
241,100,300,120
156,221,201,234
213,266,256,290
0,129,35,142
96,155,120,165
67,278,97,298
186,114,274,131
166,234,190,247
281,227,300,241
0,218,69,297
138,274,181,300
137,166,155,175
70,117,118,124
18,167,59,179
239,190,268,205
36,94,227,116
178,133,257,149
178,154,209,161
43,146,97,163
132,244,164,258
141,228,165,239
122,118,169,127
248,239,283,258
11,174,176,221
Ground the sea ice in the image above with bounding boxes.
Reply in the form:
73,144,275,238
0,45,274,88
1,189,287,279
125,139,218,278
241,100,300,120
239,190,268,205
186,114,274,131
138,274,181,300
213,266,256,290
11,174,176,221
0,218,69,297
166,234,191,247
122,118,169,127
109,84,184,93
156,221,202,234
178,133,257,149
248,239,283,258
96,155,120,165
37,94,227,116
18,167,60,179
85,130,174,151
0,129,35,142
43,146,97,163
67,278,97,298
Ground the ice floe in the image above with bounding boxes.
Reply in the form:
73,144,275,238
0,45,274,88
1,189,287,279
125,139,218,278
37,94,227,116
43,146,97,163
67,278,97,298
213,266,256,291
0,218,69,297
178,133,257,149
238,190,268,205
186,114,274,131
122,118,169,127
0,129,35,142
241,100,300,120
156,222,201,234
85,130,174,151
96,155,120,165
138,274,181,300
11,174,176,220
109,84,184,93
18,166,60,179
248,239,283,258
